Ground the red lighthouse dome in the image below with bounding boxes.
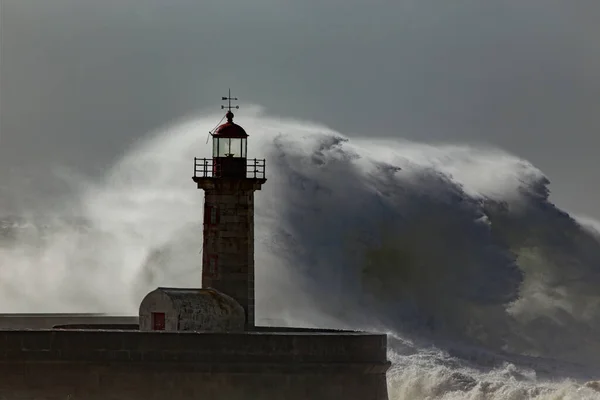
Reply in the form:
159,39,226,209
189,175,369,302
214,111,248,138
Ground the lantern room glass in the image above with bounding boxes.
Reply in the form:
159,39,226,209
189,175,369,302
213,137,247,158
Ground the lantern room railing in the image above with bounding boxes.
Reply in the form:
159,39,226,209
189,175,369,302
194,158,266,179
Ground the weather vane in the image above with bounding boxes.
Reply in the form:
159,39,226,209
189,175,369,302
221,89,239,112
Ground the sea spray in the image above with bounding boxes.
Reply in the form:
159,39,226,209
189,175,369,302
1,107,599,399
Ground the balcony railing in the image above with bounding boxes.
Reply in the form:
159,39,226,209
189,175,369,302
194,158,266,179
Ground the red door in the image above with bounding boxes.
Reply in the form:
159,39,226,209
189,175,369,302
152,312,165,331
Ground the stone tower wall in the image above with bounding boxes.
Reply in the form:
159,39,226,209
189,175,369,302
199,179,264,327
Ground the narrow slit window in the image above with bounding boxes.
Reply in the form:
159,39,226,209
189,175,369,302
204,254,219,277
209,256,217,274
210,206,218,224
204,205,220,225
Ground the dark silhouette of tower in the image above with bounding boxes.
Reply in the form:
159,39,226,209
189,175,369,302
192,91,266,328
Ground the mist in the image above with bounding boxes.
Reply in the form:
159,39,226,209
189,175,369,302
1,1,600,218
1,103,600,398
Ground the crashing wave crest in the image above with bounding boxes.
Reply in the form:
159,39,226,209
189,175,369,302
1,107,599,398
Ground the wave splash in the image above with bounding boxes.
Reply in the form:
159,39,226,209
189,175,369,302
1,107,599,399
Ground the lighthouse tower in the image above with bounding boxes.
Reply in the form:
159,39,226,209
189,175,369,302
192,91,266,329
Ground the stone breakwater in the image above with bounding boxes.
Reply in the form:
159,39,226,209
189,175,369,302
0,329,390,400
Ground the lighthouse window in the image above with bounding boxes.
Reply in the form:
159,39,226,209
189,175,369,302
216,138,229,157
205,254,218,277
215,137,246,158
213,136,219,157
204,205,220,225
210,206,218,224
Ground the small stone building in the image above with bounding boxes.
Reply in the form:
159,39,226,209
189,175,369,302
139,287,245,332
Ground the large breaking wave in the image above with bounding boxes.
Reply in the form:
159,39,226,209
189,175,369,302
1,106,599,399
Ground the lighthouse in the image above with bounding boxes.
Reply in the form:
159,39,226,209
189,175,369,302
192,91,266,329
1,92,390,400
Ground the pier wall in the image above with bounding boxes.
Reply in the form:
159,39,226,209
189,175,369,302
0,329,390,400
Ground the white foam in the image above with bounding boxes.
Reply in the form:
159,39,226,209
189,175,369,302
1,107,599,399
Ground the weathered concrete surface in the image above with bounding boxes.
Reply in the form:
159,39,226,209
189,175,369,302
139,287,245,332
0,363,388,400
0,329,390,400
0,314,137,329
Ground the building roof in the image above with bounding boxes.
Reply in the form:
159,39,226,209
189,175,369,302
213,111,248,138
153,287,244,317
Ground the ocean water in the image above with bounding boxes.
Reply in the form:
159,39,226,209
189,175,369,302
0,106,599,399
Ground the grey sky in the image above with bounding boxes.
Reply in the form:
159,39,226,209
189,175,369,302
1,1,599,217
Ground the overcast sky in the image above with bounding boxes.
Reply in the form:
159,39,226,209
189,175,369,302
1,1,599,217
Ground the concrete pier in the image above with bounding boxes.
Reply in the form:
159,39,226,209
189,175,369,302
0,328,390,400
